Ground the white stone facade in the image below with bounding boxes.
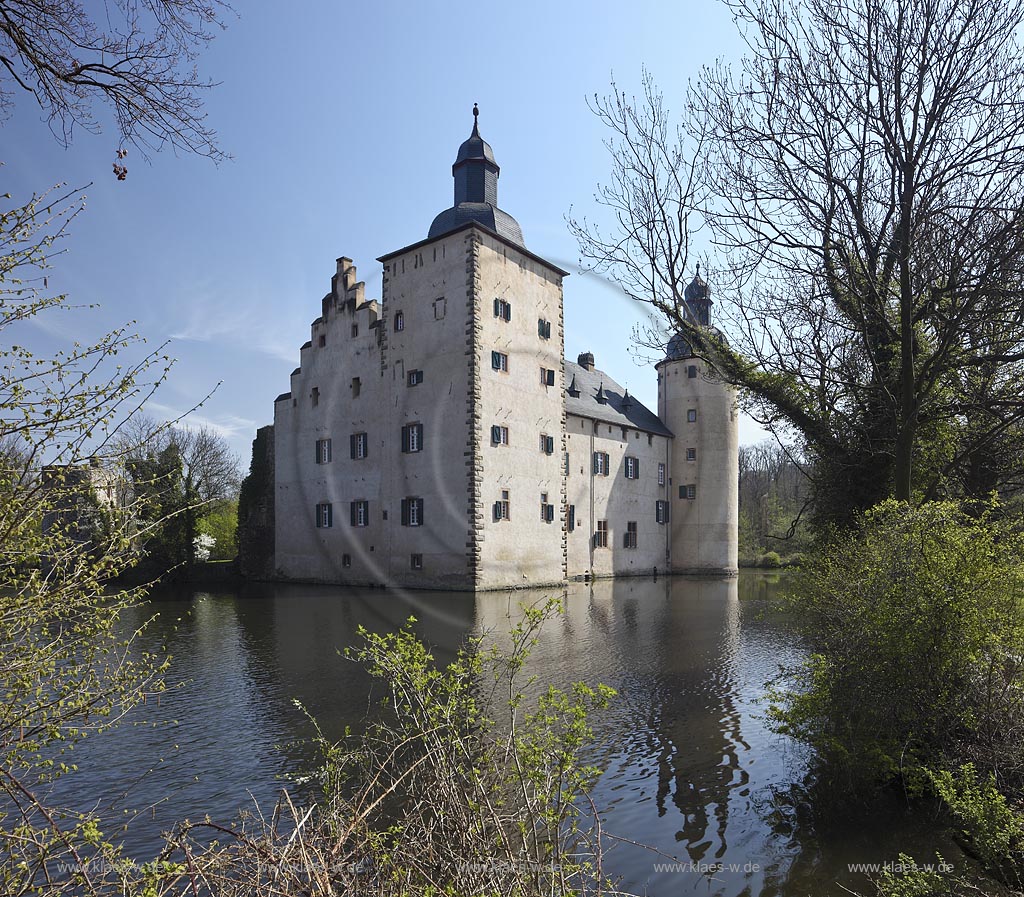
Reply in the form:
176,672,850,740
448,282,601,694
267,115,737,590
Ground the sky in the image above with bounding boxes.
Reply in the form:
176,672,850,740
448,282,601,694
5,0,767,467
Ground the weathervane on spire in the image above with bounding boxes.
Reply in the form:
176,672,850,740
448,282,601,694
472,102,480,134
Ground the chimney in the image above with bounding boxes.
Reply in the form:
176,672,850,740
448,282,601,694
577,351,595,371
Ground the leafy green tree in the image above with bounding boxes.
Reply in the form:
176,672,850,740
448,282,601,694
198,498,237,560
127,442,190,574
770,500,1024,792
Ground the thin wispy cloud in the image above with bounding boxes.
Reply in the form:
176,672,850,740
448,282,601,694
145,400,256,442
167,283,302,364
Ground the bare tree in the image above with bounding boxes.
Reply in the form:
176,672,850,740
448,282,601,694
572,0,1024,525
0,0,231,162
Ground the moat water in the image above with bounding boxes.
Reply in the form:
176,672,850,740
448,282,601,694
53,574,957,896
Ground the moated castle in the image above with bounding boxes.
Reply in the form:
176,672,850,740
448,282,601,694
245,108,738,590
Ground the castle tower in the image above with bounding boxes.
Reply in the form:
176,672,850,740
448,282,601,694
657,271,739,575
379,106,567,589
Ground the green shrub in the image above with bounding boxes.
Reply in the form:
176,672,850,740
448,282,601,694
874,853,951,897
759,551,782,568
927,764,1024,888
152,601,625,896
769,500,1024,791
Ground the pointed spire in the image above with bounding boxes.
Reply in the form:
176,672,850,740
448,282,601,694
567,373,580,397
622,388,633,409
472,102,480,136
595,382,608,404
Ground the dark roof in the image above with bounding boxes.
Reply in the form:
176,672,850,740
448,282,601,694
455,123,497,167
664,332,695,362
428,203,523,244
564,360,672,437
427,105,525,247
274,392,292,403
378,220,569,277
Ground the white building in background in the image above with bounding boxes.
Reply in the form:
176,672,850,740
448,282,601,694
262,107,737,590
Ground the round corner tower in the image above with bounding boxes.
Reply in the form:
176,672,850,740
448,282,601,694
657,271,739,575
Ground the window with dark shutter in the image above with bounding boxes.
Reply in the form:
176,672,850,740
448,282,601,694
492,425,502,445
401,424,423,453
568,505,575,532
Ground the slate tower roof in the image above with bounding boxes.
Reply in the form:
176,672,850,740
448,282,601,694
428,104,525,246
665,267,715,361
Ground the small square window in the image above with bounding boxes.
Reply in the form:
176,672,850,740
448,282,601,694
351,323,359,338
342,553,351,568
688,365,698,378
407,369,424,386
540,367,555,387
318,334,326,348
491,351,509,372
687,409,697,422
491,425,509,446
595,520,609,548
352,377,361,397
494,298,512,321
311,387,319,407
687,447,697,461
434,297,446,319
411,553,423,570
679,484,697,500
540,434,554,454
624,521,638,549
538,318,552,339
